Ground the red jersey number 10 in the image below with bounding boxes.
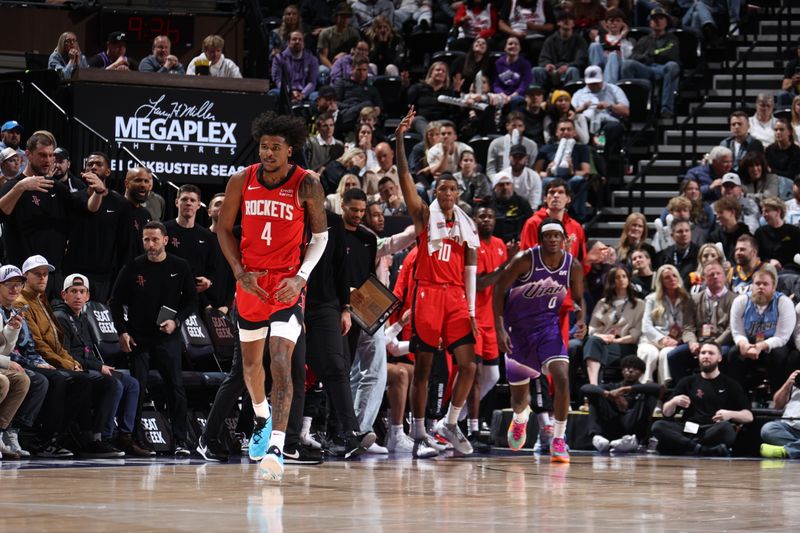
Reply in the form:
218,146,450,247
438,243,451,262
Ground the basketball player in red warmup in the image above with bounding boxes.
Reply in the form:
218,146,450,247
218,112,327,481
396,107,480,458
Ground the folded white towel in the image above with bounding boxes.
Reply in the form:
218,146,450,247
427,199,479,255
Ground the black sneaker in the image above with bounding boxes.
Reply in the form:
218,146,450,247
342,430,376,460
196,436,229,462
82,439,125,458
116,433,156,457
468,432,491,454
174,440,191,457
701,443,730,457
283,444,323,465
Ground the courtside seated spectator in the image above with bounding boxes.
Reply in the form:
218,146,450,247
652,342,752,457
621,7,680,119
581,355,660,454
88,31,136,71
583,266,645,386
53,274,151,457
760,369,800,458
18,255,123,458
637,264,696,386
0,147,21,183
187,35,242,78
48,32,89,80
728,264,798,396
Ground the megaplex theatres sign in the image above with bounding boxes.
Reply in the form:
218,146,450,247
74,85,271,184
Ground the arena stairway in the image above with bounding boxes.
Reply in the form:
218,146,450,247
589,4,799,245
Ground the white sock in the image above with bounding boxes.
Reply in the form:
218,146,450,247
553,419,567,439
468,419,479,433
268,431,285,452
412,418,426,439
391,424,404,437
537,412,551,428
512,409,530,425
301,416,312,435
253,399,270,420
445,403,463,425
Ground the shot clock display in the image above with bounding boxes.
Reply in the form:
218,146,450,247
100,13,194,57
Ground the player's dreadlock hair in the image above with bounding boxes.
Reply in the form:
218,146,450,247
251,111,308,151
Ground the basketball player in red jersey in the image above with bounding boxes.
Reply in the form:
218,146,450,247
218,111,327,481
396,107,479,458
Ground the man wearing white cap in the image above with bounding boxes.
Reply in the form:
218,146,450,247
572,65,629,154
53,274,152,456
719,171,760,233
0,147,22,183
16,255,123,457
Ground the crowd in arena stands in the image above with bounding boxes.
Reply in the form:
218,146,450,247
3,0,800,462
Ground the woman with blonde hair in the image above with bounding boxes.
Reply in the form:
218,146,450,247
616,212,655,266
409,120,443,178
688,243,726,294
268,4,305,60
325,174,361,214
637,264,696,386
407,62,457,136
48,32,89,79
365,15,405,76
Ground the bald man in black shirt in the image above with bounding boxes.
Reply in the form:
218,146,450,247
110,220,197,456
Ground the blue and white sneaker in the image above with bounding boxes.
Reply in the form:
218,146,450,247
259,445,284,481
249,409,273,461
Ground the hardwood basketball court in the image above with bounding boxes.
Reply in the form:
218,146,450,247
1,452,797,531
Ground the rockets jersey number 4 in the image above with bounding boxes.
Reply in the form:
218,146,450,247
504,246,573,328
240,163,306,271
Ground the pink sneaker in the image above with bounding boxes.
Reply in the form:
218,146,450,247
551,437,570,463
507,418,527,451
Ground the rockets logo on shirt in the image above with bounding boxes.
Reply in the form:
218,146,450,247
136,275,146,287
243,199,295,220
32,195,40,206
171,237,180,248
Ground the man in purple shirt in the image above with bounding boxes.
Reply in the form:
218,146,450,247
270,31,320,103
330,40,376,84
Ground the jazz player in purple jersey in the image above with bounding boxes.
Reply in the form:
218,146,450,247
493,218,586,463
